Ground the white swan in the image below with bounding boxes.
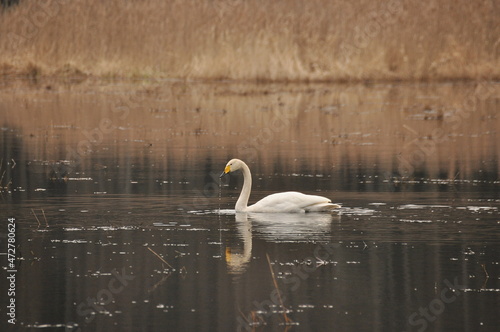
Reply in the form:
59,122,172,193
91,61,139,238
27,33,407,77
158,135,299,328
220,159,341,213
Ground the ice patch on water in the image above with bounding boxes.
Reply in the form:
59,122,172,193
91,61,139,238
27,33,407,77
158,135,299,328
465,206,498,212
153,222,177,227
64,225,138,231
64,227,85,231
339,207,376,215
297,304,315,309
52,239,89,243
26,323,78,329
398,204,451,210
67,177,93,181
96,226,138,231
218,209,236,215
400,219,432,223
463,288,500,293
398,204,426,209
187,209,235,215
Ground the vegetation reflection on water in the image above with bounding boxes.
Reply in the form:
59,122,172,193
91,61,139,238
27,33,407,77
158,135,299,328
1,81,499,331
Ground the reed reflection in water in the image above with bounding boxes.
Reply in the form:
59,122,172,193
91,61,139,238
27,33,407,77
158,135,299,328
1,80,498,197
0,80,499,331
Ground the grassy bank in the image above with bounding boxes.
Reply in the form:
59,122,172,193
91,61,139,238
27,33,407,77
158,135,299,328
0,0,499,82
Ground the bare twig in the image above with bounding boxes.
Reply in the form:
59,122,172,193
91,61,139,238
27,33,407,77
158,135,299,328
147,273,172,293
251,311,266,326
480,264,490,289
147,247,173,269
31,208,41,228
266,253,293,325
0,158,6,190
481,264,489,278
237,306,251,325
41,209,49,227
481,263,490,289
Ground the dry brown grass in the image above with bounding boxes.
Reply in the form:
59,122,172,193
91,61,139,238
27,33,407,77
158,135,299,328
0,0,499,81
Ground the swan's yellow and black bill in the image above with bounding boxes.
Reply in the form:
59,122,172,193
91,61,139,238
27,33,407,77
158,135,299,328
219,165,231,178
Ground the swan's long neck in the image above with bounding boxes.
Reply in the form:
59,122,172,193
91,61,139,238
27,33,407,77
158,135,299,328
235,162,252,212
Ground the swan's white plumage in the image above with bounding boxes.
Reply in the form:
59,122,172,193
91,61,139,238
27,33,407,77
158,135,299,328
221,159,340,213
248,191,338,213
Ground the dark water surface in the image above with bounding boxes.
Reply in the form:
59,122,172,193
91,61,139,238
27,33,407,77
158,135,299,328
1,80,499,331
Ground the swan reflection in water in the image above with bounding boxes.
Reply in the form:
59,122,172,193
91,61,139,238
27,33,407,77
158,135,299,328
225,212,340,274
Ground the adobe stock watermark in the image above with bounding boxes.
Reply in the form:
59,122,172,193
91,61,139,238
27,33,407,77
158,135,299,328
237,105,299,165
54,79,165,179
6,0,74,50
408,277,466,331
65,267,135,331
212,0,245,19
397,80,496,176
179,104,299,218
6,217,17,325
237,241,340,331
338,0,406,66
61,106,128,178
177,170,228,220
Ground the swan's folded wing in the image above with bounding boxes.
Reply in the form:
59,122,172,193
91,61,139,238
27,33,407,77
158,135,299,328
248,191,339,213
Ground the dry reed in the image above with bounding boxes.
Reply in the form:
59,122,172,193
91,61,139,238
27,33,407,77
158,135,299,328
0,158,12,192
481,264,490,289
481,264,489,279
0,158,5,190
147,246,173,269
266,253,293,325
41,208,48,227
1,0,498,81
31,208,41,228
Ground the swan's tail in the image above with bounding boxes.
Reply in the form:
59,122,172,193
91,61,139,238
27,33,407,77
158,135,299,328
305,202,341,212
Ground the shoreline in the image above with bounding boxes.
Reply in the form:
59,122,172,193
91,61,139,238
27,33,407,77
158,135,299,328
1,65,499,86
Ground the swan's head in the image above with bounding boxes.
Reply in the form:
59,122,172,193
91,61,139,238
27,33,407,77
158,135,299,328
220,158,244,178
